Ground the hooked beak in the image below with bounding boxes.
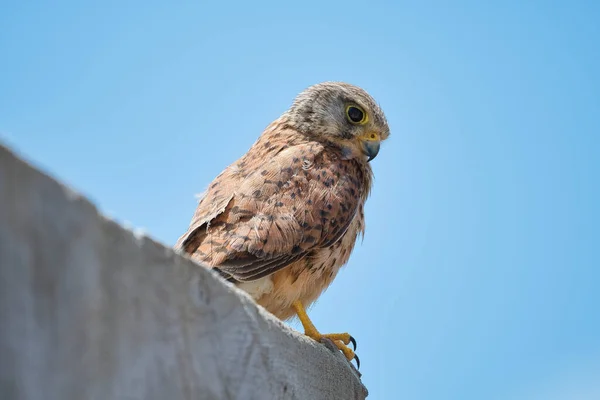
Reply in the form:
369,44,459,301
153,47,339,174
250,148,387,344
361,138,381,162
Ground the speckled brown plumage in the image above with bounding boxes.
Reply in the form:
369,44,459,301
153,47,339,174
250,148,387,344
176,82,389,321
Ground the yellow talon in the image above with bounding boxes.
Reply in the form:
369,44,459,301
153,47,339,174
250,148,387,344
322,333,352,344
292,300,359,367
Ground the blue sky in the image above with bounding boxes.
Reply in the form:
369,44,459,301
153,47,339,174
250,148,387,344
1,1,599,399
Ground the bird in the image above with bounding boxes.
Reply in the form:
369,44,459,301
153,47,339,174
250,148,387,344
175,82,389,366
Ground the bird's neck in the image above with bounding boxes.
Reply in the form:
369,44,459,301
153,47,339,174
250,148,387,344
248,118,374,201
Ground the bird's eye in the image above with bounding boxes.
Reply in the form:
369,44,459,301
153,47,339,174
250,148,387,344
346,105,367,124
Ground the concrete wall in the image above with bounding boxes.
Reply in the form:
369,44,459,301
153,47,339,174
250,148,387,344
0,143,367,400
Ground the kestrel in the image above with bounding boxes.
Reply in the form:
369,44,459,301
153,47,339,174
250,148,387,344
175,82,389,366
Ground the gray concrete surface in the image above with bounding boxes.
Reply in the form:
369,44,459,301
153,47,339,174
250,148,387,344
0,143,368,400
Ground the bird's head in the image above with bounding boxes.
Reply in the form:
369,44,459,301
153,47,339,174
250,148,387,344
285,82,390,162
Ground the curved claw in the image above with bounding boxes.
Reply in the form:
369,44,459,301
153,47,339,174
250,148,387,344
349,335,357,351
353,354,361,370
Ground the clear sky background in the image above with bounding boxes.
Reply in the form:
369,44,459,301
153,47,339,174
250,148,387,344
1,1,599,399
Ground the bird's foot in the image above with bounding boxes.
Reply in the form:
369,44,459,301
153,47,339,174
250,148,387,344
292,300,360,369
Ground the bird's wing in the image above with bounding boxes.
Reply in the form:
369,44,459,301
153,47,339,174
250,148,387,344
177,142,363,282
